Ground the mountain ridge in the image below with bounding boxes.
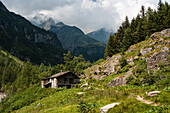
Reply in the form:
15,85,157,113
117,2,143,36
32,17,106,62
86,28,113,44
0,2,65,65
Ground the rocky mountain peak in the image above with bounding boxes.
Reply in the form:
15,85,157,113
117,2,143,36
55,22,65,27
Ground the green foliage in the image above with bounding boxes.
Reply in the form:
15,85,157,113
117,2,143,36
105,1,170,58
0,84,64,113
127,58,170,88
117,65,130,74
119,57,128,68
63,52,91,75
77,100,98,113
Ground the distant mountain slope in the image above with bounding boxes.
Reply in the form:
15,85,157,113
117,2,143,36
86,28,113,44
50,23,106,62
33,18,106,62
0,1,64,65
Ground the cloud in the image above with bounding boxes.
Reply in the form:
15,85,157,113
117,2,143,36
1,0,169,33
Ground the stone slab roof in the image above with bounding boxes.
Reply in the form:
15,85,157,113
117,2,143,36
42,71,79,80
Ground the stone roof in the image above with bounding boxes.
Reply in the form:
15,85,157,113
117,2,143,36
42,71,79,80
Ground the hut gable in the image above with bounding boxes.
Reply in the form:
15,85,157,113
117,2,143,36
41,71,80,88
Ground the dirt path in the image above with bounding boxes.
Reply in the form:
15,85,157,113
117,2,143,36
136,95,160,106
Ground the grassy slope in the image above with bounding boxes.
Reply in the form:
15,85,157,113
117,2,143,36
0,49,23,65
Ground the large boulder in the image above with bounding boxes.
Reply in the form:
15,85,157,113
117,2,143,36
146,91,161,96
100,103,120,113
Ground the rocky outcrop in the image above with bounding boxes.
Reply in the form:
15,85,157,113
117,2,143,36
140,48,153,56
103,55,122,74
126,56,134,66
146,51,169,70
108,67,136,87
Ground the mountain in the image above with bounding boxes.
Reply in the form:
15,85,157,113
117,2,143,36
33,18,106,62
86,28,113,44
0,1,65,65
50,23,106,62
39,18,56,30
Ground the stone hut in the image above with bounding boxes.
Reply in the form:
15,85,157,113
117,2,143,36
41,71,80,88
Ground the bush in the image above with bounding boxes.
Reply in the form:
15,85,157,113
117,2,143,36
119,57,128,68
77,100,98,113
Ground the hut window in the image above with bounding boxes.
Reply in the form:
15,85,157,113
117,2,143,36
64,78,67,83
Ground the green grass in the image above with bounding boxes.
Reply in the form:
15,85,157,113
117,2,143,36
0,49,23,65
108,98,169,113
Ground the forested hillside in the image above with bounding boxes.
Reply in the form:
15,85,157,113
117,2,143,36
0,1,65,65
105,0,170,58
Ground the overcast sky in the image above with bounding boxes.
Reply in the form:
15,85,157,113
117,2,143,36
1,0,169,33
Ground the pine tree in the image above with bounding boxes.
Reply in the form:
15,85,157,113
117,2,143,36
64,51,73,63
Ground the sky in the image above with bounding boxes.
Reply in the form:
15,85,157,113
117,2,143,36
1,0,169,33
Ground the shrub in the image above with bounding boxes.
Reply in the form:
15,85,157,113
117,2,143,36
77,100,98,113
119,57,128,68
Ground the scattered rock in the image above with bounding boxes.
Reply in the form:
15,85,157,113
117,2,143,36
126,56,134,66
0,93,6,102
80,83,88,88
35,103,42,108
163,41,170,45
126,56,133,62
151,33,157,40
159,38,163,43
100,103,120,113
146,91,161,96
161,47,169,52
128,95,133,98
154,45,162,49
149,41,157,46
77,92,84,95
96,88,105,91
83,87,91,91
134,56,139,60
141,57,145,60
128,48,135,53
140,48,152,56
129,62,135,66
164,34,170,38
79,74,86,78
